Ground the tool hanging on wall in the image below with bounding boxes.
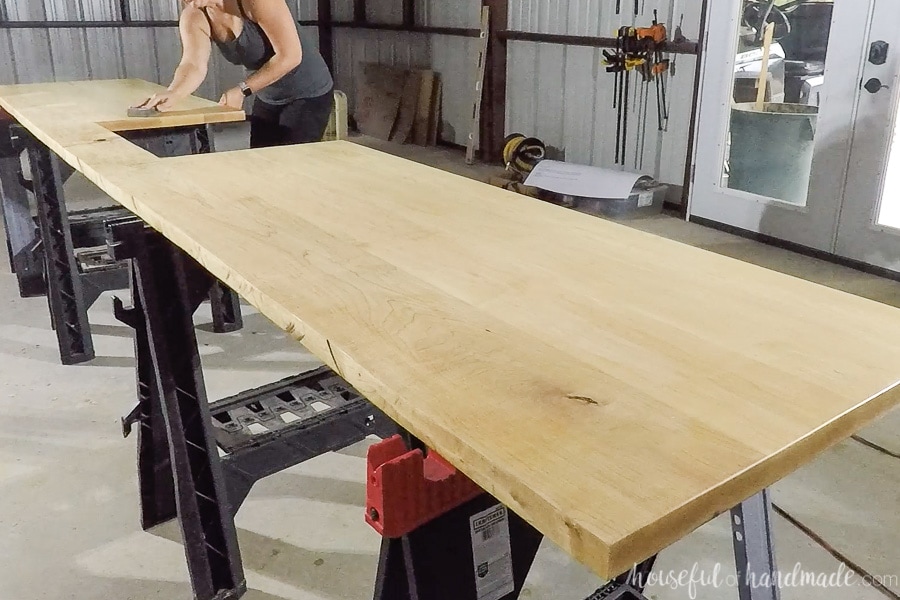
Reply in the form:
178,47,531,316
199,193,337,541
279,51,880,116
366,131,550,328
603,11,672,168
615,0,642,16
465,6,491,165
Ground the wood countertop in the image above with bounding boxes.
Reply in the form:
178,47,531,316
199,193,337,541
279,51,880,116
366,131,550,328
3,78,899,579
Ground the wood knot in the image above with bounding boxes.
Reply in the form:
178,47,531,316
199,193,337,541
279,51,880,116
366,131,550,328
566,394,600,406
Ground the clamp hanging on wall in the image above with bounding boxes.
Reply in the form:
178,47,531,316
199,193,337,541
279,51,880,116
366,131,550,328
603,11,676,168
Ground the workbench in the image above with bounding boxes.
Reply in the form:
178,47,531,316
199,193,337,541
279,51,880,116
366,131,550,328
0,80,248,364
3,79,900,600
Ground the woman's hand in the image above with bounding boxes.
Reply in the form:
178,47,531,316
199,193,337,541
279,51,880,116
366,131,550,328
219,87,245,110
134,91,181,112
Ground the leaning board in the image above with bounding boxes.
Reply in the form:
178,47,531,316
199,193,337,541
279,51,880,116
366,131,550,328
3,79,900,579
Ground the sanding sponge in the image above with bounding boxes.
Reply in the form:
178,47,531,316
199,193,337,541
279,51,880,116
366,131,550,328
127,106,160,118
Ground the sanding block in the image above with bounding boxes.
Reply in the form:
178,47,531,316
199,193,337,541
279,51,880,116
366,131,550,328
127,106,160,118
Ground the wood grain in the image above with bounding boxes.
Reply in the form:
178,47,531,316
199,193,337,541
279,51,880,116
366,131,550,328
428,76,442,146
412,70,435,146
3,79,900,579
354,63,405,141
390,70,421,144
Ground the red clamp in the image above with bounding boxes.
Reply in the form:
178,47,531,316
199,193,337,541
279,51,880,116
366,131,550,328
365,435,483,538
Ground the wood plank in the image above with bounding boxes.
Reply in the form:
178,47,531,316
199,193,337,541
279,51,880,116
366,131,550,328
411,70,435,146
427,76,442,146
354,63,406,141
4,79,900,580
755,22,776,111
481,0,509,161
390,70,421,144
466,7,490,164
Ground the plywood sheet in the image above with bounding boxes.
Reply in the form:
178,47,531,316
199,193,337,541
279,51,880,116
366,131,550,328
428,76,442,146
390,70,421,144
411,70,435,146
354,62,405,141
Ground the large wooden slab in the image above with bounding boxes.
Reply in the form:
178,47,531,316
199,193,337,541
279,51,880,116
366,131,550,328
0,79,244,171
3,79,900,580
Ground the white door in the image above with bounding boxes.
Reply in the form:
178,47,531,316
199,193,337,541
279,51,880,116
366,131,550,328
689,0,876,253
834,0,900,271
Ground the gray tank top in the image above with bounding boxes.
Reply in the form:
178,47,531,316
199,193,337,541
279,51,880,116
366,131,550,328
209,0,333,105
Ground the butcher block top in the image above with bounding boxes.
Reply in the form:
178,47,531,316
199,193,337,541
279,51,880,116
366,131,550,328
3,79,899,579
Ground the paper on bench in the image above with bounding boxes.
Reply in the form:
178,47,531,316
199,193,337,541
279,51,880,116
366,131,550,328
525,160,650,200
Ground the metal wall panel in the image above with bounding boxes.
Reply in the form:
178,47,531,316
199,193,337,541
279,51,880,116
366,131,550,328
1,0,702,185
4,0,117,21
431,34,480,146
154,27,182,86
332,0,481,146
43,0,83,20
367,0,401,25
128,0,180,21
417,0,480,28
330,0,705,166
0,30,18,84
8,30,54,83
509,0,702,38
119,28,161,83
332,0,353,22
152,0,182,21
3,0,47,20
85,28,126,80
295,0,318,20
48,28,91,81
507,0,703,184
333,29,432,109
82,0,119,20
300,25,319,48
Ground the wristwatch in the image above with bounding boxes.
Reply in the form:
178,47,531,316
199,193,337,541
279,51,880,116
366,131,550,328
239,82,253,97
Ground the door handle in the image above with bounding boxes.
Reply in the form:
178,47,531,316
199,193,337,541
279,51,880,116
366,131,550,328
869,40,890,65
864,78,890,94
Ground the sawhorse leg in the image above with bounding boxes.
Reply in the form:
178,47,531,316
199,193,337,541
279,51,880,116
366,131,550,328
12,123,246,365
196,122,249,334
116,266,178,531
0,122,46,296
582,491,780,600
208,279,242,334
108,218,245,600
368,433,543,600
732,489,781,600
374,495,543,600
24,135,94,364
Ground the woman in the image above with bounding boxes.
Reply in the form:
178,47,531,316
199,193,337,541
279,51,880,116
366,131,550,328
137,0,334,147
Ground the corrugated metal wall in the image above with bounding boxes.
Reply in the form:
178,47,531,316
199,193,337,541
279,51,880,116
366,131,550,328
331,0,483,146
0,0,703,184
507,0,703,184
0,0,318,101
331,0,702,182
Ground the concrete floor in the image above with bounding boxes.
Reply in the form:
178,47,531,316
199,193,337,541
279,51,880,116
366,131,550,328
1,139,899,600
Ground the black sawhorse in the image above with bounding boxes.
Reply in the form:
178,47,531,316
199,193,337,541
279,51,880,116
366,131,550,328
104,216,782,600
369,433,782,600
106,217,397,599
0,119,246,365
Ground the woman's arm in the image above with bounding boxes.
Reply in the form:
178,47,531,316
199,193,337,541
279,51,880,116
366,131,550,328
138,8,212,111
219,0,302,108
